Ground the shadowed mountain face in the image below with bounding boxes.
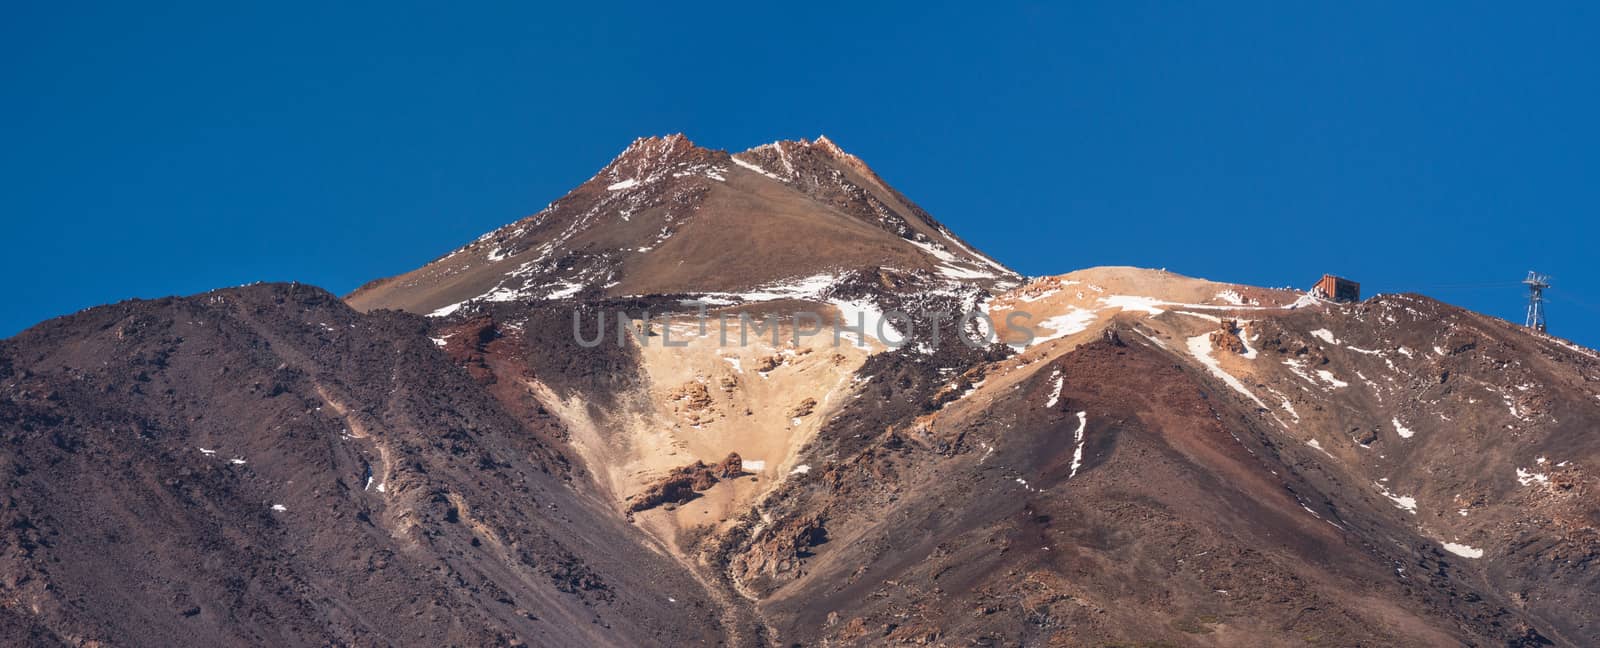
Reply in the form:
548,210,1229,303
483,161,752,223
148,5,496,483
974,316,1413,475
0,286,731,647
5,137,1599,647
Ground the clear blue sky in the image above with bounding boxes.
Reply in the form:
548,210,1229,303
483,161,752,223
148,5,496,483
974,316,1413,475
5,2,1598,346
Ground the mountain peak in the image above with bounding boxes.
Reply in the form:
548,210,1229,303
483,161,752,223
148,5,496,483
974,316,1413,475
734,136,876,185
809,133,849,159
620,132,697,155
603,133,725,182
347,132,1018,315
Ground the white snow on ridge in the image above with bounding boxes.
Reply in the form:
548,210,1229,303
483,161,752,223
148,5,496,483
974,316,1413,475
1099,295,1166,315
730,156,784,180
1310,329,1339,344
1535,331,1600,360
937,227,1014,275
1288,292,1322,309
607,178,640,191
1441,542,1484,558
937,264,997,280
1032,308,1098,345
428,302,465,318
907,238,960,264
907,238,1000,281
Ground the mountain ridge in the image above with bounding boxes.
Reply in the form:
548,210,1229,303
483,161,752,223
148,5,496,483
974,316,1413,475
345,133,1018,318
4,133,1599,646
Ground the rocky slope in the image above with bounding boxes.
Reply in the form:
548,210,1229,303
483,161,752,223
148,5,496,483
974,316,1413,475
0,286,734,647
347,134,1018,317
4,136,1598,647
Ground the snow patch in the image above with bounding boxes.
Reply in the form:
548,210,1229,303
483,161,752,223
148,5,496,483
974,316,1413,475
1031,308,1098,345
1516,467,1549,486
428,302,465,318
1287,292,1322,309
1068,411,1089,478
1234,322,1259,359
1186,334,1268,409
1315,370,1350,389
1440,542,1483,558
1099,295,1166,315
936,263,998,281
1393,417,1415,439
545,282,584,299
1310,328,1339,344
1374,482,1418,513
831,296,906,348
730,156,784,180
1045,370,1064,409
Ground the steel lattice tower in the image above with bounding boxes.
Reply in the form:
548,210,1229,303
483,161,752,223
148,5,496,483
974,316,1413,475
1523,271,1550,332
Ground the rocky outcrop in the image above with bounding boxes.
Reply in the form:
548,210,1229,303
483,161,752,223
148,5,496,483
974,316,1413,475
669,381,714,410
754,355,783,373
1210,319,1248,355
712,452,744,478
787,397,817,419
729,514,829,587
627,453,746,513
